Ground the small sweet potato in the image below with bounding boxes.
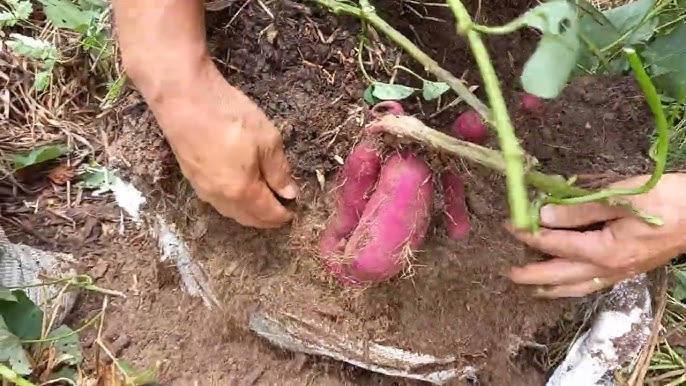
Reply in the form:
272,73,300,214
451,110,488,145
441,168,470,241
520,92,544,115
341,151,433,284
371,101,405,117
318,140,383,281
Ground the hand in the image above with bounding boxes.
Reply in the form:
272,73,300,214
506,173,686,298
146,59,299,228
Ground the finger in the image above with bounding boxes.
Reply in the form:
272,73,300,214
211,198,274,229
259,130,298,200
243,179,294,227
507,226,619,266
539,202,629,229
508,258,610,286
533,275,622,298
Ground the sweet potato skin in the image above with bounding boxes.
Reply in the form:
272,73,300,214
318,141,383,282
451,110,488,145
441,168,470,241
341,151,433,284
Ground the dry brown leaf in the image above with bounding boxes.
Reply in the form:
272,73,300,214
47,163,75,185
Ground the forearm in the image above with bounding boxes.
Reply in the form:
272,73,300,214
111,0,210,100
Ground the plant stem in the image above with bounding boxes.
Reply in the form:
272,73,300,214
357,23,374,83
0,365,36,386
369,115,588,196
312,0,492,120
472,18,526,35
547,48,669,205
446,0,531,229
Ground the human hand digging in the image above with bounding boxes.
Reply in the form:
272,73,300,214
506,173,686,298
112,0,298,228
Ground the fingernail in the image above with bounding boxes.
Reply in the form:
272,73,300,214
540,205,556,224
280,182,299,200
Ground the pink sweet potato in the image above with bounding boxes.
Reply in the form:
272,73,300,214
340,151,433,284
450,110,488,145
520,92,544,115
371,101,405,117
441,168,470,241
318,140,383,281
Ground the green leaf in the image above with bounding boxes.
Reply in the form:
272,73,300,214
12,144,69,170
370,82,416,101
0,316,32,375
363,84,378,105
118,359,158,384
0,290,43,341
521,28,581,98
47,366,78,385
522,0,578,35
0,289,17,303
37,0,93,32
79,164,117,189
602,0,656,45
643,22,686,100
673,269,686,301
12,0,32,20
47,325,83,366
422,80,450,101
33,70,52,92
5,34,59,62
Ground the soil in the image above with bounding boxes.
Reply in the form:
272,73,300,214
1,0,658,385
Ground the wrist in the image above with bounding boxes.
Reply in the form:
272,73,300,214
123,44,214,105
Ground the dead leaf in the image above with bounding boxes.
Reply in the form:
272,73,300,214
48,163,75,185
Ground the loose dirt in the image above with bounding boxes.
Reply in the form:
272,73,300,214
2,0,657,385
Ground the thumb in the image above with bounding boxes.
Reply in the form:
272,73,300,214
540,201,629,229
259,130,299,200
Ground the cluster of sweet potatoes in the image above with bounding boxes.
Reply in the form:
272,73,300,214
317,101,494,285
318,93,545,285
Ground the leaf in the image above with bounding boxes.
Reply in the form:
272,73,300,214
521,28,581,98
422,80,450,101
37,0,93,32
0,289,17,303
643,22,686,100
673,269,686,301
0,290,43,341
5,34,59,62
12,144,69,170
33,70,52,92
370,82,416,101
12,0,32,20
47,325,83,366
0,316,32,375
363,84,378,105
47,366,78,385
118,359,159,384
602,0,656,45
79,164,117,190
522,0,578,35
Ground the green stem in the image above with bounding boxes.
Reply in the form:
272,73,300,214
314,0,492,120
547,48,669,205
357,23,374,83
472,17,526,35
447,0,531,229
0,364,36,386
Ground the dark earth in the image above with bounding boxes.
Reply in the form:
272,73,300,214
1,0,658,384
